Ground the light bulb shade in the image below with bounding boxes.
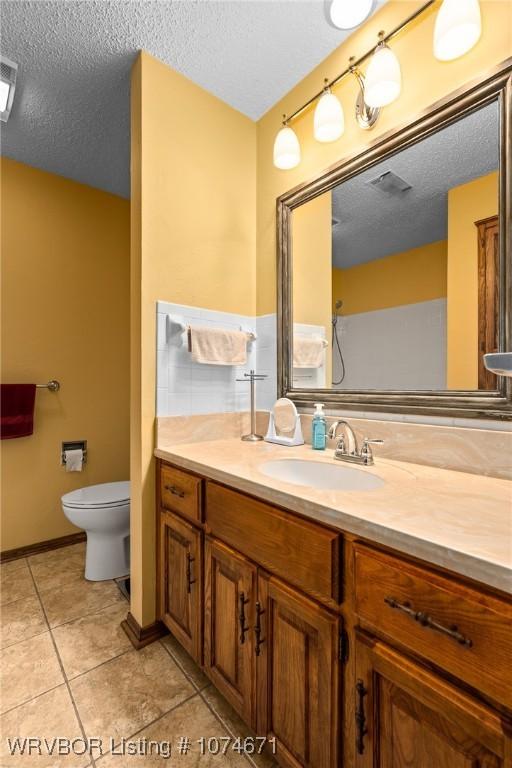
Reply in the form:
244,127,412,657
433,0,481,61
364,43,402,108
330,0,373,29
273,125,301,169
314,91,345,143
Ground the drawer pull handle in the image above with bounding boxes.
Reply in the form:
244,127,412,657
165,484,185,499
254,601,265,656
186,553,196,593
384,597,473,648
355,680,368,755
239,592,249,645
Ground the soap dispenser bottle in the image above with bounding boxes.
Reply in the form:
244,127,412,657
312,403,327,450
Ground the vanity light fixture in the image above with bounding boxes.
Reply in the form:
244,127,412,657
433,0,482,61
273,116,301,170
0,56,18,123
329,0,373,30
363,33,402,108
273,0,484,169
314,81,345,143
349,59,381,130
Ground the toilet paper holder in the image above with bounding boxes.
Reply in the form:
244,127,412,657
61,440,87,466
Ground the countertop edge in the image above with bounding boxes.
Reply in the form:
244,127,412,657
155,447,512,596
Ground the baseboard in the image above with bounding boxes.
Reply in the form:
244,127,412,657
121,611,169,650
0,531,86,562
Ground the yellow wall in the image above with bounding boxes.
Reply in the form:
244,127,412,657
256,0,512,317
447,171,498,389
131,52,256,626
1,158,130,551
332,239,447,315
293,192,332,383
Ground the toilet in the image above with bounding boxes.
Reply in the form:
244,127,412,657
61,481,130,581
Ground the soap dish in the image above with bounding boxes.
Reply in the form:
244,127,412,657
483,353,512,378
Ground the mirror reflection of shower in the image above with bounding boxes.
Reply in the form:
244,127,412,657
332,298,346,385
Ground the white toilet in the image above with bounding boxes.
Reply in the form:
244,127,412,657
61,481,130,581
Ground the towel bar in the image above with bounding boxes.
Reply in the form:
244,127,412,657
36,380,60,391
166,315,257,342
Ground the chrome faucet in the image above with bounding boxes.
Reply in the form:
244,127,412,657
327,420,383,466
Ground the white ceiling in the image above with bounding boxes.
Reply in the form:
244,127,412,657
331,100,500,269
0,0,384,198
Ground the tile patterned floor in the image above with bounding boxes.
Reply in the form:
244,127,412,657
0,544,276,767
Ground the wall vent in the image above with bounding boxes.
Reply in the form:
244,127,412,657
368,170,412,195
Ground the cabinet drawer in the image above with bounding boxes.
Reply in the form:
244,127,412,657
354,544,512,708
160,463,202,523
206,482,342,607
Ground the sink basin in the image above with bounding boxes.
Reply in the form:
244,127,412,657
259,459,385,492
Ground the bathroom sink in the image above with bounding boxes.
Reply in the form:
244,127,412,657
259,459,385,492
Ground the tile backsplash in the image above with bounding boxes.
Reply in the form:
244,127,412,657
156,301,511,438
156,302,277,416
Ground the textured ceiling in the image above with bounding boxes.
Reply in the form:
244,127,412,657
330,100,499,268
0,0,384,198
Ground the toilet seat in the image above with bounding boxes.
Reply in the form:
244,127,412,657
62,481,130,509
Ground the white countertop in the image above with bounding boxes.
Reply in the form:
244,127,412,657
155,439,512,595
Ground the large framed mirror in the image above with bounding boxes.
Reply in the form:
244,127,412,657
277,64,511,419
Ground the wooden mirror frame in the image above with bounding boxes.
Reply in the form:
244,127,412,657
277,61,512,420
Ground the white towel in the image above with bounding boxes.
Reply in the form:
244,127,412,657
293,336,325,369
189,325,249,366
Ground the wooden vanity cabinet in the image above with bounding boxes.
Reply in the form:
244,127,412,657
204,537,257,727
159,509,203,662
256,572,341,768
203,537,342,766
156,460,512,768
354,630,511,768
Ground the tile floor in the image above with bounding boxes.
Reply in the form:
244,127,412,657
0,543,276,767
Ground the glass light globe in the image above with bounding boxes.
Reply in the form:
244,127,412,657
273,125,301,170
314,90,344,143
330,0,373,29
433,0,481,61
364,43,402,108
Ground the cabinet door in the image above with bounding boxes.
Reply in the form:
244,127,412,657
354,630,511,768
204,537,257,727
256,573,341,768
159,510,202,663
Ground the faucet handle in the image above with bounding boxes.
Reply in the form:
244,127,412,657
360,438,384,465
327,422,338,440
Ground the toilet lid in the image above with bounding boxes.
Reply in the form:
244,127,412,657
62,481,130,509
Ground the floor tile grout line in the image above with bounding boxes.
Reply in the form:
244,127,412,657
1,598,127,653
0,680,65,717
63,646,133,684
93,690,200,764
1,626,49,651
1,587,39,609
159,638,264,767
47,598,128,631
198,689,256,767
159,638,209,693
26,558,99,768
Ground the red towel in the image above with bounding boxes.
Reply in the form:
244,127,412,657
0,384,37,439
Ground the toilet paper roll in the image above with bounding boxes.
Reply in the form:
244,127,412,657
64,448,83,472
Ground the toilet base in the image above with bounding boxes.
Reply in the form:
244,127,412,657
85,531,130,581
